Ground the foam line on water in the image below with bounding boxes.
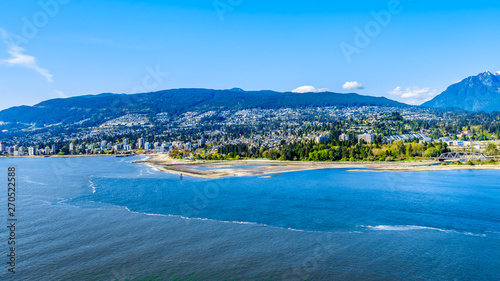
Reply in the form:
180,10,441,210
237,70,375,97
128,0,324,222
25,177,49,186
120,206,329,234
362,225,448,232
360,225,492,238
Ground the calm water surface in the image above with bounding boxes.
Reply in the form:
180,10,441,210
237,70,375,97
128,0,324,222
0,157,498,280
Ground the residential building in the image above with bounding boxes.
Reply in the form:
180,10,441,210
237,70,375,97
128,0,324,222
315,136,329,143
339,134,350,141
382,133,428,143
423,137,433,143
159,144,166,152
138,138,145,149
358,133,375,144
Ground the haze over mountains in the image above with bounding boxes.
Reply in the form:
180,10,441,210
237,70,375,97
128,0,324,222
423,71,500,112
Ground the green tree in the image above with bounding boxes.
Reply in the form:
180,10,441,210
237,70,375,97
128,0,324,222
424,147,439,158
486,143,498,155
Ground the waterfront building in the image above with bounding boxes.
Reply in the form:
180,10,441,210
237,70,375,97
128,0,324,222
159,145,166,152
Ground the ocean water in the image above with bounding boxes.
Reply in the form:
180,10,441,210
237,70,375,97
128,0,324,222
0,156,498,280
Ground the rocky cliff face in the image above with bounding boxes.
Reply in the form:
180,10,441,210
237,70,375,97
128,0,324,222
423,71,500,112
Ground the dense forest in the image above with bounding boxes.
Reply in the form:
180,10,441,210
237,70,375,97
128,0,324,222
204,139,450,162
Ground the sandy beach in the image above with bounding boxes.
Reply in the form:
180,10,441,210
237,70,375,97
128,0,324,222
135,154,500,178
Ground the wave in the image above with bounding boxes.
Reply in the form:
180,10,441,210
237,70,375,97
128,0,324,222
361,225,448,232
360,225,496,239
119,207,329,233
88,176,96,193
463,232,487,237
146,166,162,174
137,165,160,176
25,177,49,186
118,156,150,163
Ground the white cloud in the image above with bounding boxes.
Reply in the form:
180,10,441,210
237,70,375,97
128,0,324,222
292,86,329,93
496,71,500,75
53,90,67,98
342,81,365,90
0,28,53,82
388,86,438,105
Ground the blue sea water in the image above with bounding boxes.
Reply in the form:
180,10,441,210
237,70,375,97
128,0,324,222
0,156,499,280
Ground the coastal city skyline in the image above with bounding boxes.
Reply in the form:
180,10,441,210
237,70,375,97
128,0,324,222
1,0,500,110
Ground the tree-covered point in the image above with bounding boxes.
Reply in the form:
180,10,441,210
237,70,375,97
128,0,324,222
207,139,450,162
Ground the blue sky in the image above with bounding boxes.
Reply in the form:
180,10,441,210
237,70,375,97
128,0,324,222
1,0,500,110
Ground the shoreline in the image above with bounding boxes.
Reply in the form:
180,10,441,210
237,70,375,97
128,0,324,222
136,154,500,178
4,153,498,177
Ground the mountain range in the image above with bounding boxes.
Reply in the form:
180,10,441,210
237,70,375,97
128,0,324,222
423,71,500,112
1,71,500,130
0,89,406,126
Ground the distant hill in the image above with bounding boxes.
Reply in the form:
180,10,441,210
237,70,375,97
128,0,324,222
423,71,500,112
0,88,407,126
